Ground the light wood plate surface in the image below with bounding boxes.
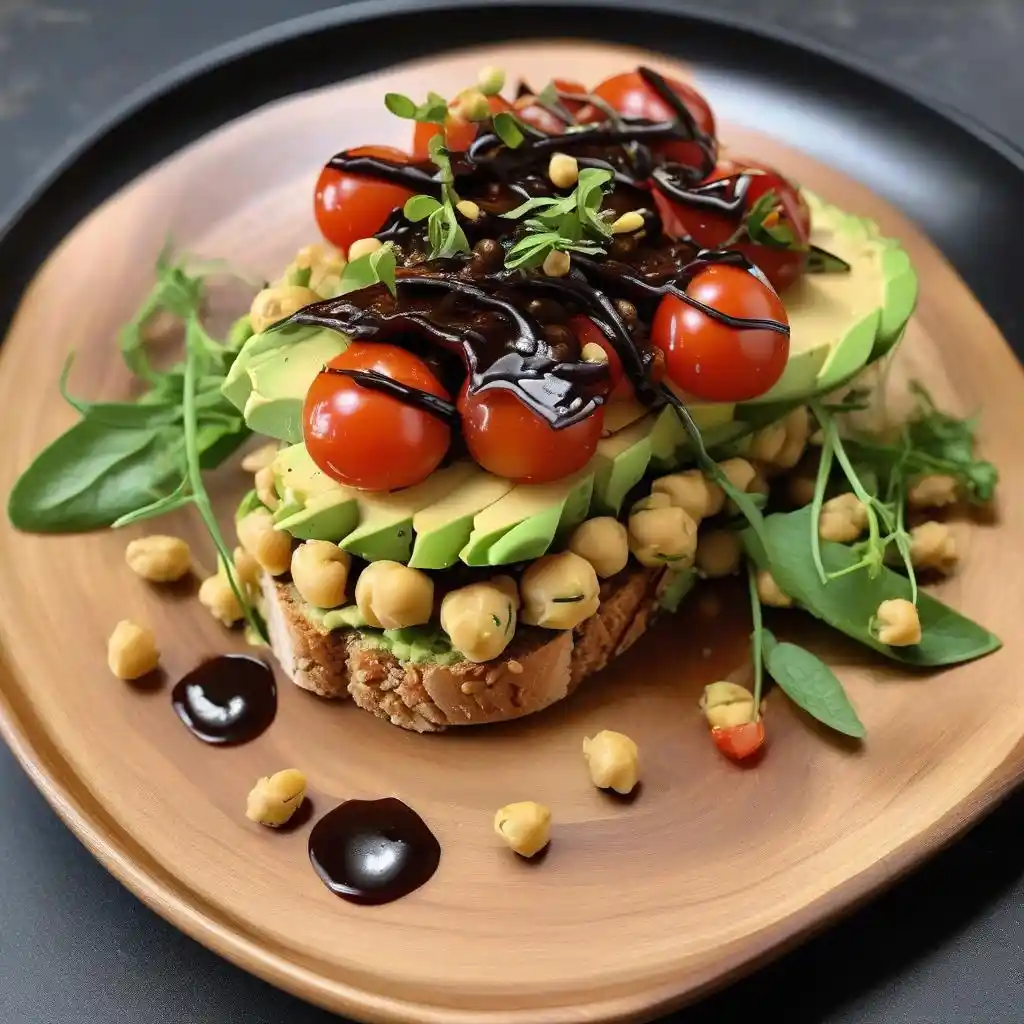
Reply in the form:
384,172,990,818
1,42,1022,1024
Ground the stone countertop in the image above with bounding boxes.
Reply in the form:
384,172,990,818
1,2,1022,1024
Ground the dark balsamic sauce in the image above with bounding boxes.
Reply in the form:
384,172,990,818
323,366,460,426
171,655,276,745
308,797,441,905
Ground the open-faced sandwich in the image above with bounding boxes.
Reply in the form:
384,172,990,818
9,64,1001,765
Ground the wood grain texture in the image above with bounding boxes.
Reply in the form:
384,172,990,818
0,42,1022,1024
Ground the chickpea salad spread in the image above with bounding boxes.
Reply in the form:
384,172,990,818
8,63,1002,775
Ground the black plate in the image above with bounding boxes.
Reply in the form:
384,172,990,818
1,4,1023,1024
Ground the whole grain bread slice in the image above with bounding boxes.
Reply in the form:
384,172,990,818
262,563,669,732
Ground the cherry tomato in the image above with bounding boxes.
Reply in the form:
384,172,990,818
583,70,716,169
460,385,604,484
412,94,513,157
661,157,812,291
514,78,588,135
304,343,451,491
314,146,414,252
569,315,632,399
711,720,765,761
651,263,789,402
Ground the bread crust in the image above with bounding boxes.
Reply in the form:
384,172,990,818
262,564,666,732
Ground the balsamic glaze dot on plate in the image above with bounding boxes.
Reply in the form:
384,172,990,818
171,655,276,745
308,798,441,905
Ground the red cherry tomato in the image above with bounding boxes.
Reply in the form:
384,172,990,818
514,78,588,134
583,70,716,169
661,157,812,291
460,385,604,484
314,146,414,252
412,94,513,157
711,720,765,761
651,263,790,402
303,343,451,491
569,315,632,399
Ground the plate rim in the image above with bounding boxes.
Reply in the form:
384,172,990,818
2,5,1024,1022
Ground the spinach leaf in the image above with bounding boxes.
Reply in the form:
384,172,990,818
742,507,1001,667
762,629,866,738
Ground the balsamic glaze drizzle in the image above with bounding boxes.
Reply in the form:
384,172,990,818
323,366,460,426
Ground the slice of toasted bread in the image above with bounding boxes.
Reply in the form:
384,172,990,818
261,564,669,732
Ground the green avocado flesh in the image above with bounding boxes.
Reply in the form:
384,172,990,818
229,194,915,568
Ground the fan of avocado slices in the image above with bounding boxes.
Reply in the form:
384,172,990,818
6,71,1001,754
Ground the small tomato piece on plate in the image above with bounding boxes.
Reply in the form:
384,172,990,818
412,94,513,157
711,720,766,761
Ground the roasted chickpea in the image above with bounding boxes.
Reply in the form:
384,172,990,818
775,407,811,469
240,442,279,474
819,492,868,543
651,469,716,523
582,730,639,794
568,517,629,578
231,546,262,597
254,466,279,511
909,520,958,574
199,574,244,627
347,236,383,261
520,552,600,630
291,540,351,610
125,535,192,583
747,420,787,464
628,496,698,570
699,681,756,728
548,152,579,189
245,769,307,827
355,561,434,630
236,508,292,576
907,473,959,509
440,577,519,663
718,457,758,515
874,598,921,646
107,620,159,680
249,284,319,334
756,569,792,608
695,529,742,578
494,801,551,857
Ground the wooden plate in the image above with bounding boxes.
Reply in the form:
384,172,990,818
1,41,1022,1024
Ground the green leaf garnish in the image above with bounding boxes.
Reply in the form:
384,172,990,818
336,243,398,298
492,111,525,148
745,190,807,251
807,245,852,273
403,194,442,222
384,90,449,124
384,92,418,118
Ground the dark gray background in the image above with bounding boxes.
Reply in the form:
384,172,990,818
1,2,1023,1022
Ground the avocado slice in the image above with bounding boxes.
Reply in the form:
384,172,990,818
591,415,655,516
222,323,319,411
648,402,745,473
602,397,650,435
408,471,512,569
274,489,361,542
460,468,594,566
340,462,477,563
271,443,348,505
243,331,348,443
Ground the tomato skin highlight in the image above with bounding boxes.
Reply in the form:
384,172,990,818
460,386,604,484
412,94,513,157
711,720,765,761
651,264,790,402
303,343,451,492
314,146,414,252
585,70,716,169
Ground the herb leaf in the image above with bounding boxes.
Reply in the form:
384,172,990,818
336,243,398,298
384,93,418,118
741,507,1001,666
492,111,524,149
403,195,442,222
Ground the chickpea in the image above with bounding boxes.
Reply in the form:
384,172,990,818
652,469,717,523
520,551,600,629
580,342,608,365
237,508,292,576
355,561,434,630
493,801,551,857
278,242,345,293
347,236,383,261
874,598,921,646
568,517,629,579
199,573,244,627
245,769,307,827
628,498,698,570
610,210,645,235
909,520,958,574
582,730,639,794
719,457,758,515
907,473,959,509
756,569,792,608
455,199,481,221
450,87,491,122
231,546,262,596
775,407,811,469
477,65,506,95
440,577,519,662
254,466,279,511
747,420,787,464
107,620,159,680
249,284,319,334
699,681,756,729
819,492,868,543
695,529,742,578
542,250,571,277
125,535,192,583
548,152,579,189
289,540,351,609
240,442,279,474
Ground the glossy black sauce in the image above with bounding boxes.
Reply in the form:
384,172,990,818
323,365,460,425
308,797,441,905
171,655,276,745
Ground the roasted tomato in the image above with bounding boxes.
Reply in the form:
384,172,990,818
658,157,812,291
460,385,604,484
711,720,766,761
314,145,414,252
304,343,451,491
514,78,588,135
412,94,513,157
651,263,790,402
582,69,716,170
